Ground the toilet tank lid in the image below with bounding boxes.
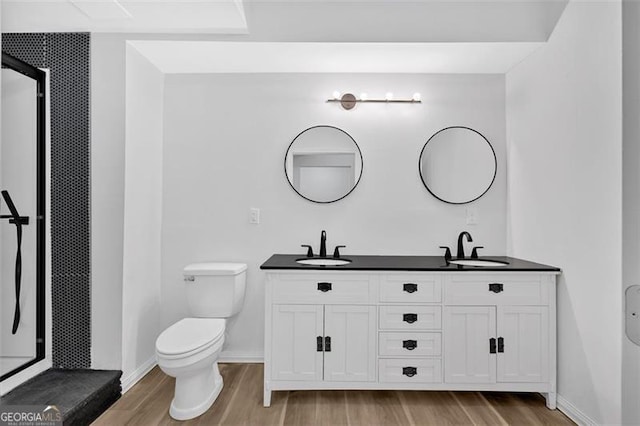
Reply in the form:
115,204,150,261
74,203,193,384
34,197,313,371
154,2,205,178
183,262,247,276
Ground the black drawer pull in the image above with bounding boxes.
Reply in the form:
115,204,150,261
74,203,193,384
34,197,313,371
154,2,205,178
403,283,418,293
324,336,332,352
403,367,417,377
317,282,332,292
317,336,323,352
488,283,503,293
403,313,418,324
497,337,504,353
403,339,417,350
489,337,497,354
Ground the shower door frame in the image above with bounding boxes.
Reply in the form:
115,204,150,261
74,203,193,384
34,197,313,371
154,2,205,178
0,52,46,382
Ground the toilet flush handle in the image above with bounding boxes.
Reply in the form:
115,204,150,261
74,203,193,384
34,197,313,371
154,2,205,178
184,275,195,282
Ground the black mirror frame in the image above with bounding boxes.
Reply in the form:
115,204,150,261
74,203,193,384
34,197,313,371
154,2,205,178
284,125,364,204
418,126,497,205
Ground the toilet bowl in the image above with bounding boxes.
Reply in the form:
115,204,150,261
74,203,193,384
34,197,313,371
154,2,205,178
155,262,247,420
156,318,226,420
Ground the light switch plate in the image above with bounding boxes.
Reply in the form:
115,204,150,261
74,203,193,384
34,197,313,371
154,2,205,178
250,208,260,224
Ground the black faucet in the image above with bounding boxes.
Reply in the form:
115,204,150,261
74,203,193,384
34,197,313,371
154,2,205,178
456,231,473,259
320,230,327,257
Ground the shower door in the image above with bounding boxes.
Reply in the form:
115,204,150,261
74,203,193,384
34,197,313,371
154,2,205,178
0,53,45,381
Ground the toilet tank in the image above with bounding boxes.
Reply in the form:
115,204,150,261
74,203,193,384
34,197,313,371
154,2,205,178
183,262,247,318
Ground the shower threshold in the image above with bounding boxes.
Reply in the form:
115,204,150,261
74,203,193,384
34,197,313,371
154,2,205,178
0,368,121,425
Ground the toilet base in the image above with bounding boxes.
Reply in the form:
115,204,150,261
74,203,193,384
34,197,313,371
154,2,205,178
169,362,224,421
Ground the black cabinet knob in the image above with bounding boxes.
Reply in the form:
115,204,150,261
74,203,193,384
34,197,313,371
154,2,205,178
317,282,332,292
488,283,504,293
403,339,418,351
403,367,417,377
403,313,418,324
403,283,418,293
324,336,332,352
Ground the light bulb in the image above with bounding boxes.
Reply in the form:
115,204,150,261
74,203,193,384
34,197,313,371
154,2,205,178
360,93,368,101
385,92,394,101
332,91,341,100
412,92,422,101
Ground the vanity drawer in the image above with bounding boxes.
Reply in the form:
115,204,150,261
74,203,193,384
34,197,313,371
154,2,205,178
444,274,548,305
379,332,441,357
271,273,373,304
379,306,442,330
378,358,442,383
379,274,442,303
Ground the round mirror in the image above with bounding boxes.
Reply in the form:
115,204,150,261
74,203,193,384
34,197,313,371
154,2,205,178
285,125,363,203
419,126,496,204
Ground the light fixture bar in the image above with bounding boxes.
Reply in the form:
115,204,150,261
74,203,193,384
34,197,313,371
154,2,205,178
327,92,422,110
327,99,420,103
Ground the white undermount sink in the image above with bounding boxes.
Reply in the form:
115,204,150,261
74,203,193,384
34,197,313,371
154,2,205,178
296,258,352,266
449,259,509,267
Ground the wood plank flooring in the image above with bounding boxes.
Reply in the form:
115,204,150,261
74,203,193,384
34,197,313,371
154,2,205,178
94,364,574,426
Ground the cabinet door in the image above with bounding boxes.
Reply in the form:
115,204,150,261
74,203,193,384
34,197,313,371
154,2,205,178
497,306,549,383
444,306,496,383
324,305,377,382
271,304,324,381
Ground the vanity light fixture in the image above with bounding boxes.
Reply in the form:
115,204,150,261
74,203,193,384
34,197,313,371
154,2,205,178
328,92,422,110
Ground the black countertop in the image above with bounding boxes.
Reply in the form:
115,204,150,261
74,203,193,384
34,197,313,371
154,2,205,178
260,254,560,272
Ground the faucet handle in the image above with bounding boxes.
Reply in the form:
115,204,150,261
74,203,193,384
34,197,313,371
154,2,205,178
471,246,484,259
439,246,452,262
301,245,314,258
333,245,346,259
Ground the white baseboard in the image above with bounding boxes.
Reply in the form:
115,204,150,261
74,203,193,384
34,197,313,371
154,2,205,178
557,394,597,426
218,351,263,363
121,357,157,394
120,352,260,394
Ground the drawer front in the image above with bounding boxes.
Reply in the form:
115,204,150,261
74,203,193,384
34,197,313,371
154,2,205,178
444,274,548,305
379,332,441,357
379,358,442,383
379,274,442,303
271,273,373,304
379,306,442,330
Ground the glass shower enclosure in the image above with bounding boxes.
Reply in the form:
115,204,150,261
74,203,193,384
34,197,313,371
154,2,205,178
0,52,46,382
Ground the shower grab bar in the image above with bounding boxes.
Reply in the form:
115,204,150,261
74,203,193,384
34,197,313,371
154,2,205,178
1,190,27,335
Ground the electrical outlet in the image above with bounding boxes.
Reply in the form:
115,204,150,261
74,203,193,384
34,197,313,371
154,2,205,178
250,208,260,224
466,207,479,225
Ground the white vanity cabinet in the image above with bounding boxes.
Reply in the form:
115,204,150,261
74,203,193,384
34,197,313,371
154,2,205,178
270,304,377,383
263,270,558,409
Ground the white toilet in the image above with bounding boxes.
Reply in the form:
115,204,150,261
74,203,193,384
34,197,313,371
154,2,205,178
155,262,247,420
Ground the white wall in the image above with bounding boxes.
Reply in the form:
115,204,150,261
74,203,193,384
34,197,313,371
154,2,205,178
90,35,127,370
622,1,640,423
506,2,622,423
91,33,223,370
121,44,165,383
161,73,507,359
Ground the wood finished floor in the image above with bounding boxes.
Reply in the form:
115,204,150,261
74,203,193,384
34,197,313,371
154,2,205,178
93,364,575,426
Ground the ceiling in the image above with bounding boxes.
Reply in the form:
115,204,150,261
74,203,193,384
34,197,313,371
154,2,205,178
0,0,248,33
129,40,544,74
1,0,568,42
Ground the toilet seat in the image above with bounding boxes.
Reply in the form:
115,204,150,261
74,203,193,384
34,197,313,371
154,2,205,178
156,318,225,358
